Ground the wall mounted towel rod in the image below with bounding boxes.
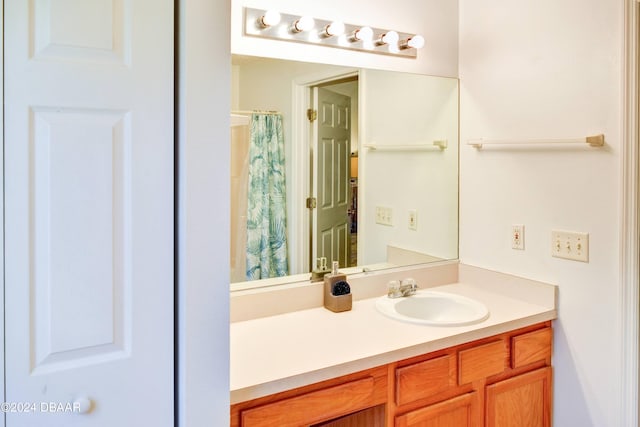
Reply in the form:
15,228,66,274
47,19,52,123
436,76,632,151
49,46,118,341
231,110,282,116
364,140,448,151
467,134,605,149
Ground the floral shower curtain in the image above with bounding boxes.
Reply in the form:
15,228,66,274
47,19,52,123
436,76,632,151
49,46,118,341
245,113,289,280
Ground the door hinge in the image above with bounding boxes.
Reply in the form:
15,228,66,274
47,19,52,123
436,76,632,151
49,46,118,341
307,109,317,122
306,197,317,209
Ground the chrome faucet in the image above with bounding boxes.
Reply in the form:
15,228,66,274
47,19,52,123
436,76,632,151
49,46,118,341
387,279,418,298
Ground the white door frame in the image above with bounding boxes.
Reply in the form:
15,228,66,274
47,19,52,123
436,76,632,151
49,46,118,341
289,69,359,274
621,0,639,425
176,0,231,425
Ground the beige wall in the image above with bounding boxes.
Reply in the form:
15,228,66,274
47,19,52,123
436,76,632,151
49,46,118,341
360,69,459,264
459,0,623,425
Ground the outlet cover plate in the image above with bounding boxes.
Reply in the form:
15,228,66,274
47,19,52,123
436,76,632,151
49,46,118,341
512,224,524,250
408,209,417,230
551,230,589,262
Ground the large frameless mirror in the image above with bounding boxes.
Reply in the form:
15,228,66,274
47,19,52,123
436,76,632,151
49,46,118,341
230,55,459,291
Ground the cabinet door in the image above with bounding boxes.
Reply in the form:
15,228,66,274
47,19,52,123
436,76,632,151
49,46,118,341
395,392,480,427
486,367,552,427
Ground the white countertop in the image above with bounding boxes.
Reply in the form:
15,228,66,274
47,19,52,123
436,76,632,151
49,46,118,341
230,268,557,404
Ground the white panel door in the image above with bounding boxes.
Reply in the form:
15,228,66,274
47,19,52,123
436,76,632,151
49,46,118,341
4,1,174,426
313,87,351,268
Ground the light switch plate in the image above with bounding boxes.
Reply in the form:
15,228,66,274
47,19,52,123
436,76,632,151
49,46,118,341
375,206,393,226
551,230,589,262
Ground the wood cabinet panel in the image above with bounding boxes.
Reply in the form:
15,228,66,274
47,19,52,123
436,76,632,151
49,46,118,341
312,405,385,427
396,354,456,406
486,367,552,427
458,340,507,385
395,392,480,427
241,377,379,427
511,328,552,368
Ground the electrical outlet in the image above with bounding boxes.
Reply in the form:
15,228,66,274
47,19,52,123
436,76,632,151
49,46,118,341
551,230,589,262
375,206,393,226
408,210,417,230
512,225,524,250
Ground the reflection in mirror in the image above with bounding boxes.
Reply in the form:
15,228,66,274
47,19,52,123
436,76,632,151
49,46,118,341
230,55,458,289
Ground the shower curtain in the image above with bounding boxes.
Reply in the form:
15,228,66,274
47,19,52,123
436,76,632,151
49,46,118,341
245,113,289,280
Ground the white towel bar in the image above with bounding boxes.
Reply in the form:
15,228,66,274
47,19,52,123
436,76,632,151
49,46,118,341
364,140,448,151
467,134,605,149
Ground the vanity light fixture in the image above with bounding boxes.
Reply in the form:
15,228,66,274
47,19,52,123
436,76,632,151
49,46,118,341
323,21,345,37
292,16,315,33
258,10,281,28
350,26,374,42
244,7,424,58
378,30,400,46
400,35,425,50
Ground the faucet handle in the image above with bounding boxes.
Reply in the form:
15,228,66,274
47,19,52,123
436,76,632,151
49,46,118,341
387,280,402,298
401,278,418,293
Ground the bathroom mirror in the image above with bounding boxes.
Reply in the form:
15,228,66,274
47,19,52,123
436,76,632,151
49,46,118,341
231,55,459,290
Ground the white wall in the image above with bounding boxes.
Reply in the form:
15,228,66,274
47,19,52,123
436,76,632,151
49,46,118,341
177,0,230,425
231,0,458,77
360,69,459,264
459,1,623,426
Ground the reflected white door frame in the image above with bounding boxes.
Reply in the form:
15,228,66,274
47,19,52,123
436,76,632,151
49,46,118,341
621,1,639,426
290,68,359,274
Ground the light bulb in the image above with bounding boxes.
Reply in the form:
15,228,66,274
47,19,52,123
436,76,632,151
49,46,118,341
406,35,425,49
352,26,373,42
259,10,281,28
379,31,399,45
293,16,315,32
324,21,345,37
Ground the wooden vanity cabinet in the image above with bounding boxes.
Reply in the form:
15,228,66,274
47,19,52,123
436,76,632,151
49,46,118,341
230,322,552,427
230,366,388,427
484,327,553,427
486,367,552,427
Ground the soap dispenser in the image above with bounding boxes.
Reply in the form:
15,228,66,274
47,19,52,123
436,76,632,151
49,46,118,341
323,261,352,312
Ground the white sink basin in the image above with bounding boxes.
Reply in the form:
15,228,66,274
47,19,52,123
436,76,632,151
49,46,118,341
375,290,490,326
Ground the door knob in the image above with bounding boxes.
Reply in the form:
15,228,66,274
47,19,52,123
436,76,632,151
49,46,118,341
73,396,92,414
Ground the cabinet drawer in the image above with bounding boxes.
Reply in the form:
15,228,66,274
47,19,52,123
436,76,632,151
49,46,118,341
458,340,508,385
396,354,456,406
241,377,377,427
511,327,552,368
395,392,479,427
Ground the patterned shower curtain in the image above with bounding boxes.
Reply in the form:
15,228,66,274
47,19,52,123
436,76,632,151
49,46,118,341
245,113,289,280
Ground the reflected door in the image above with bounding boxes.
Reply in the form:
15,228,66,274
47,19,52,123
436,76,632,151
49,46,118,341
313,87,351,268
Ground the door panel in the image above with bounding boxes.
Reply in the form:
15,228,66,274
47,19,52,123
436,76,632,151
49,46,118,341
30,107,131,374
31,0,130,64
5,1,174,426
